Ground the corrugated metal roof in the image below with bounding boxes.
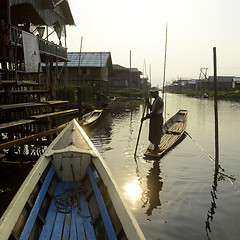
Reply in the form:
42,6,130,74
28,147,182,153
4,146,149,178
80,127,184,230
112,64,142,74
58,52,111,67
129,68,141,73
113,64,127,70
10,0,74,26
209,76,235,82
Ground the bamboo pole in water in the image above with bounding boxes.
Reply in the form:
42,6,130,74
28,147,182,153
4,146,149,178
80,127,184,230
162,24,168,122
213,47,219,172
78,36,83,86
134,102,147,157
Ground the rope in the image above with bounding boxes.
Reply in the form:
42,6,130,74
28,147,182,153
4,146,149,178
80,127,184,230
54,186,81,214
185,131,235,181
53,164,90,217
53,184,91,218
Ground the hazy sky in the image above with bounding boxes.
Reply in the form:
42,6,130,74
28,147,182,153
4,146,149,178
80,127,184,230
65,0,240,87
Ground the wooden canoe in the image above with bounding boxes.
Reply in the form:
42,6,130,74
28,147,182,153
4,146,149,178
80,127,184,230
0,119,145,240
79,109,103,128
144,109,188,160
97,92,116,107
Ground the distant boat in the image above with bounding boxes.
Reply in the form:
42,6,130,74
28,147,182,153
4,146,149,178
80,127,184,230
97,92,116,107
202,93,209,98
79,109,103,128
144,110,188,159
0,119,146,240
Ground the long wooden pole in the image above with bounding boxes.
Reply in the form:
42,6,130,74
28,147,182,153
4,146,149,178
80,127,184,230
162,24,168,97
78,36,83,86
162,24,168,122
213,47,219,172
134,102,147,157
149,64,151,86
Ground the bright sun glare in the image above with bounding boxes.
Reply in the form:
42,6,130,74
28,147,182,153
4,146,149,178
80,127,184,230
123,180,143,209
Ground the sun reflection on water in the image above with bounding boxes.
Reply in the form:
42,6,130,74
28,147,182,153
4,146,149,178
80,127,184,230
122,179,143,209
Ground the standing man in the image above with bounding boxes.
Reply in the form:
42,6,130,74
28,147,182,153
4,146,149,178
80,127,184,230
141,87,164,155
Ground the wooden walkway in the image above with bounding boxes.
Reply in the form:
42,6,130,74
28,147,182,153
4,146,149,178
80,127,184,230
0,99,79,151
0,100,69,111
0,119,38,131
29,109,78,120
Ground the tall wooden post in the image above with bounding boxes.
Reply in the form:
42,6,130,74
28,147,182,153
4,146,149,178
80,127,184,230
213,47,219,173
14,42,18,84
45,58,49,92
162,24,168,122
49,56,54,100
129,50,132,99
64,25,67,100
7,0,11,26
78,86,82,120
78,36,83,86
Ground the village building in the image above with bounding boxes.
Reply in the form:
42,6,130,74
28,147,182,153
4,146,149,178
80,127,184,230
0,0,74,98
208,76,236,91
232,77,240,90
130,68,142,88
167,76,240,92
140,77,150,90
0,0,77,157
109,64,142,89
57,52,113,96
110,64,129,88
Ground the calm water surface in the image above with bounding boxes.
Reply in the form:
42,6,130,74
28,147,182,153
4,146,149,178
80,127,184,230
88,93,240,240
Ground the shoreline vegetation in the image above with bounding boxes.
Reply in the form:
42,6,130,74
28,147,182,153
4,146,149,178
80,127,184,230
55,85,240,108
167,90,240,102
55,85,146,109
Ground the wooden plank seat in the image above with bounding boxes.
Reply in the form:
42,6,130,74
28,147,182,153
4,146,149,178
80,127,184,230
29,109,78,120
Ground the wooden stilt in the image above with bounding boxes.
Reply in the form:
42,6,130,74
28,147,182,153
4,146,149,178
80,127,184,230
213,47,219,173
78,86,82,120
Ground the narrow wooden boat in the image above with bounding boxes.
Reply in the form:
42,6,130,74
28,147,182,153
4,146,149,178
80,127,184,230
97,92,116,107
144,109,188,159
79,109,103,128
0,119,145,240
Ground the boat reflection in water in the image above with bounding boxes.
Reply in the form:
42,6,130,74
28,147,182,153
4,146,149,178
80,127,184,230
142,161,163,216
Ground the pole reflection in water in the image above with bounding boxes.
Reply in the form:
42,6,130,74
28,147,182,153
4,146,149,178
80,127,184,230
128,109,134,148
205,172,217,238
142,161,163,216
205,170,220,239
